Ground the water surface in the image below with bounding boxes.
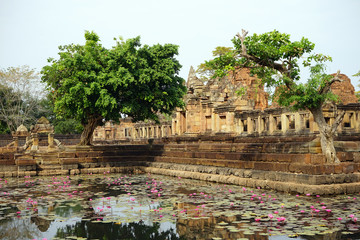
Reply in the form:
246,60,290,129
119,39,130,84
0,173,359,240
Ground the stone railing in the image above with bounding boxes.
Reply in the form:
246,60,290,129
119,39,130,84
129,124,172,140
234,104,360,136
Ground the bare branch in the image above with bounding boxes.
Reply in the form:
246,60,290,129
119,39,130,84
318,70,343,95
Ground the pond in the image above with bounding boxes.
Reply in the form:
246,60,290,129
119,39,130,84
0,172,360,240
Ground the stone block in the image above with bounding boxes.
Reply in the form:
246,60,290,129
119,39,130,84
253,162,272,171
342,163,354,174
310,154,326,165
288,163,302,173
15,159,37,166
334,164,343,174
320,164,335,174
59,152,76,158
337,152,354,162
70,169,80,175
242,161,254,169
354,153,360,163
62,164,78,170
277,163,290,172
60,158,79,165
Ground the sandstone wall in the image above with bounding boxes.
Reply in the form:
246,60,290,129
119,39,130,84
2,134,360,195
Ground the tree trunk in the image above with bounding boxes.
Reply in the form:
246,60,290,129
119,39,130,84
79,116,103,146
309,107,345,164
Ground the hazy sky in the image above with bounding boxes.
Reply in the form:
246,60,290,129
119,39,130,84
1,0,359,89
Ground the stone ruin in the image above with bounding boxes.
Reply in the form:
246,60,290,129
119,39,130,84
93,66,360,141
9,117,63,152
171,66,360,137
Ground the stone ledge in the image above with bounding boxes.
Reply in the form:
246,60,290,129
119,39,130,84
142,166,360,195
146,162,360,185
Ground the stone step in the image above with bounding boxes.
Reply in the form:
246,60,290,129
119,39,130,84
37,164,62,170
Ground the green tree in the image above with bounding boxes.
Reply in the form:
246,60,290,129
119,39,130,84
196,46,233,82
41,31,186,145
33,97,83,134
207,29,345,163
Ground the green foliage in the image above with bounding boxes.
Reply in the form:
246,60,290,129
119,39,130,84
207,30,337,111
196,46,234,81
54,119,83,134
34,97,83,134
41,31,186,143
276,64,339,110
0,120,10,134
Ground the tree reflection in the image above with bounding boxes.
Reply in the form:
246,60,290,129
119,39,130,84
55,220,186,240
0,218,40,240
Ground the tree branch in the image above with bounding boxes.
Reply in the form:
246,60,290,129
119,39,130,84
318,70,343,95
331,110,345,135
236,29,286,74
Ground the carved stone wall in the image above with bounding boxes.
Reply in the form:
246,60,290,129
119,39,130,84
330,73,358,104
93,68,359,141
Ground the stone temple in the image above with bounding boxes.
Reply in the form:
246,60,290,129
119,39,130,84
2,67,360,195
93,67,359,141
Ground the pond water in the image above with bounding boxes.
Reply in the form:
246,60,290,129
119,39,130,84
0,173,360,240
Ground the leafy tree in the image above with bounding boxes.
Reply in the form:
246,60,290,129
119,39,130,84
196,46,233,82
41,31,186,145
206,29,345,163
0,66,45,132
53,118,83,134
33,97,83,134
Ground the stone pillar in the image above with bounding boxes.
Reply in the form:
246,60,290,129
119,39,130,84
269,114,275,134
171,118,176,135
295,112,302,132
227,112,234,132
355,112,360,131
237,119,243,134
211,112,216,133
350,112,356,130
247,117,253,134
281,113,289,134
258,116,264,133
48,133,55,150
31,133,39,152
212,113,218,133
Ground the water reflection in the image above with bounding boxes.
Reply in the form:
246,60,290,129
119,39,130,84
55,220,184,240
1,173,360,239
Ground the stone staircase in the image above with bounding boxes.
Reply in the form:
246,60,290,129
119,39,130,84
34,151,69,176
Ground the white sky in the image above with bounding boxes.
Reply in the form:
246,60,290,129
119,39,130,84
0,0,359,90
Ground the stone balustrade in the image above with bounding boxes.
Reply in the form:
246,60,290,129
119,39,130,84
170,104,360,137
234,104,360,136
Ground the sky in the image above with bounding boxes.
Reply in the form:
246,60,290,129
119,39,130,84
0,0,359,90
